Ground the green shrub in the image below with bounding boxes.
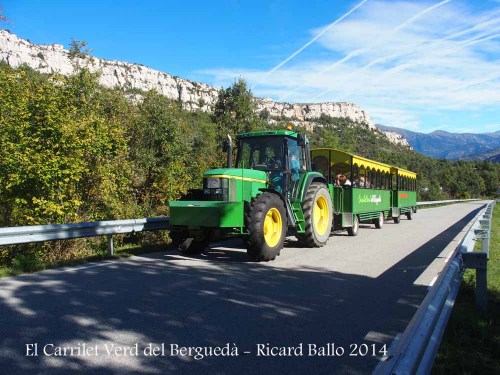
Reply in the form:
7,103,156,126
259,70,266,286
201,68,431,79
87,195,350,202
11,253,44,273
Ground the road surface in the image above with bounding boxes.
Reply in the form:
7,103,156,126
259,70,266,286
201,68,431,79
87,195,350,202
0,201,486,374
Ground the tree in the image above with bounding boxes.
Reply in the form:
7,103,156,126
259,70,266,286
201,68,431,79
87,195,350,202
0,65,134,225
212,78,265,137
68,39,93,59
130,91,200,213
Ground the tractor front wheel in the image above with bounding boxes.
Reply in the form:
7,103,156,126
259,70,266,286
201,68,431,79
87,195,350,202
171,229,210,255
297,183,333,247
247,193,287,261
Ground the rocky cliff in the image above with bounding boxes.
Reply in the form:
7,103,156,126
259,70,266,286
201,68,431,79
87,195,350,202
0,29,409,145
0,30,218,111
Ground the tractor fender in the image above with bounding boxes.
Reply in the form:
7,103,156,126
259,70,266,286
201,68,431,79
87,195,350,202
299,173,328,202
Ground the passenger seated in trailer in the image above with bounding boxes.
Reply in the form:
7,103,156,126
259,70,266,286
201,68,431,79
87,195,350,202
353,176,361,187
363,177,371,188
335,173,351,186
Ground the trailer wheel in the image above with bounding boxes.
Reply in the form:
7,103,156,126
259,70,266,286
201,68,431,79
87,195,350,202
374,212,384,229
406,210,413,220
247,192,286,261
347,215,359,236
171,229,209,255
393,216,401,224
297,183,333,247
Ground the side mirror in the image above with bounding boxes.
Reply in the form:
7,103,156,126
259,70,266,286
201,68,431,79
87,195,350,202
297,133,307,146
223,134,233,168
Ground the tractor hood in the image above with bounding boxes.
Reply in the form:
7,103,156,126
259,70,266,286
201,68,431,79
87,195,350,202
204,168,268,184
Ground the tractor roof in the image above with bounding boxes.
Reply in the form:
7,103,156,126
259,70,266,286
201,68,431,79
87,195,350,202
236,129,298,139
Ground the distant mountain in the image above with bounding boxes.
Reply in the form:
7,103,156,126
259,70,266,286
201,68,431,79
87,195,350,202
470,147,500,162
376,125,500,161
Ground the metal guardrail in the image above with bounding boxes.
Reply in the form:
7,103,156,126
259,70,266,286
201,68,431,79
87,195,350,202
417,198,480,206
0,217,169,255
375,200,495,374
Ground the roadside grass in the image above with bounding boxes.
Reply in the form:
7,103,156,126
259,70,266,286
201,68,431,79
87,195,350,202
433,202,500,374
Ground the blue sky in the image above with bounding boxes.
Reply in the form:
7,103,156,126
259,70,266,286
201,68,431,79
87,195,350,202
1,0,499,134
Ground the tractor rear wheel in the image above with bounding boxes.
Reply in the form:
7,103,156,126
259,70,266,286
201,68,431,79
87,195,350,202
171,229,210,255
297,182,333,247
247,193,287,261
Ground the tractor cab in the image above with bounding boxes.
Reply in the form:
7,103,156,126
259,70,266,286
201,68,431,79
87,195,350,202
235,130,310,201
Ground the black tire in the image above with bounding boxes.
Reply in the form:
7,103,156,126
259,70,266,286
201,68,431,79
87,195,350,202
171,229,209,255
393,216,401,224
406,210,413,220
297,183,333,247
246,193,287,261
374,212,384,229
347,215,359,236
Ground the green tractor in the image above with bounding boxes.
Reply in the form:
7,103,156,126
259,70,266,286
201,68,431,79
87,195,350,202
168,129,333,261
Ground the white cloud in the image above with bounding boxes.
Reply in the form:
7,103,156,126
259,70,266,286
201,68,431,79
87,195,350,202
197,0,500,132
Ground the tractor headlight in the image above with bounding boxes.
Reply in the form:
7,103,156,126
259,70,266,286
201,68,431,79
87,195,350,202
203,178,229,201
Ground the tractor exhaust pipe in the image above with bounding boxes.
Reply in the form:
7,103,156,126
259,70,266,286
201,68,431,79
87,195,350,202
223,134,233,168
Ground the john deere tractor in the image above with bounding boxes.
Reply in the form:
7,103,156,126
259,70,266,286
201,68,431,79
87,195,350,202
168,129,333,261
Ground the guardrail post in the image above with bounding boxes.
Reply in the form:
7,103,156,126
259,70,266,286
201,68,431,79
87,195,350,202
482,211,492,259
462,252,488,311
476,265,488,312
107,234,114,256
482,232,490,259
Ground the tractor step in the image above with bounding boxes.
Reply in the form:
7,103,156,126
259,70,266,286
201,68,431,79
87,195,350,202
291,202,305,233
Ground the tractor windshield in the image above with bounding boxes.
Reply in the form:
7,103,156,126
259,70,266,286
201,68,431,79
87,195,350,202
235,136,285,171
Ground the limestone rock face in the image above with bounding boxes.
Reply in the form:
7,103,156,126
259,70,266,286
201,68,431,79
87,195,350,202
0,30,409,146
255,97,376,129
381,131,412,148
0,30,218,111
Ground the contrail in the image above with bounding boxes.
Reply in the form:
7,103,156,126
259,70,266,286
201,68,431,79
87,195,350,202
335,20,500,99
335,31,500,105
251,0,369,91
308,0,453,102
362,6,500,73
354,18,500,79
281,0,454,101
453,73,500,91
374,32,500,80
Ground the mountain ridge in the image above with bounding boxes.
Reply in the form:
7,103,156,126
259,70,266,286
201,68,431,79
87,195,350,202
377,124,500,161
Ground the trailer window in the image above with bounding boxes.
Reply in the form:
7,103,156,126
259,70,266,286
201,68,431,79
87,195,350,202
312,156,329,178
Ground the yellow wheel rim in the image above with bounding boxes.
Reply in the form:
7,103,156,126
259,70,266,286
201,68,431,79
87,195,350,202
263,207,282,247
313,195,329,236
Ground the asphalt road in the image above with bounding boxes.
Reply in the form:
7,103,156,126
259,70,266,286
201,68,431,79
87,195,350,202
0,201,486,374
